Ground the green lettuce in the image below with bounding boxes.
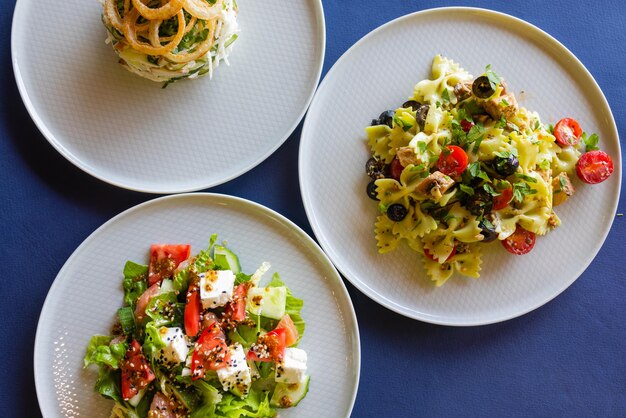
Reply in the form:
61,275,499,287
84,335,127,369
123,261,148,308
144,293,183,327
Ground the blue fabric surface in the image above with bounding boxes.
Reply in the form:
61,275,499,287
1,0,625,417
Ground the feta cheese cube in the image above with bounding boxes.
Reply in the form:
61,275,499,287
157,327,189,364
217,343,252,396
200,270,235,309
275,347,308,384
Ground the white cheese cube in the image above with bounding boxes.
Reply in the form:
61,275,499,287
275,347,308,384
157,327,189,364
217,343,252,396
200,270,235,309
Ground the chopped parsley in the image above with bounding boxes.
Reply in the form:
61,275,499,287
582,132,600,151
485,64,502,90
441,88,451,103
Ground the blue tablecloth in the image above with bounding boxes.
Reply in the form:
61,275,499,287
2,0,625,416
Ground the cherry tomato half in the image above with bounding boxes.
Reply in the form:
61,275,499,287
576,150,614,184
437,145,469,176
554,118,582,147
501,225,536,255
389,157,403,181
492,186,513,211
184,287,201,337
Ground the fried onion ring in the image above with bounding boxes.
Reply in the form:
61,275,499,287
183,0,223,20
162,19,216,63
131,0,185,21
123,7,186,55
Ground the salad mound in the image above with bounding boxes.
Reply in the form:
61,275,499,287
102,0,239,86
364,55,614,286
84,235,309,417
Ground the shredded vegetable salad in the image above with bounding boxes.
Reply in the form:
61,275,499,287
101,0,239,87
84,235,310,417
364,55,614,286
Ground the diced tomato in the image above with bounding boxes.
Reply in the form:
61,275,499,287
492,186,513,210
554,118,582,147
149,392,178,418
121,340,155,400
276,314,298,347
436,145,469,176
460,119,474,133
184,287,201,337
247,328,287,363
576,150,614,184
134,283,161,322
224,284,248,322
191,322,230,380
148,244,191,286
502,225,536,255
389,157,403,181
424,246,456,263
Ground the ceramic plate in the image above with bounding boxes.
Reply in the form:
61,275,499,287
34,194,359,417
299,7,621,325
12,0,325,193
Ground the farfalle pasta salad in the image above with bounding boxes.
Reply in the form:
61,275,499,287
364,55,614,286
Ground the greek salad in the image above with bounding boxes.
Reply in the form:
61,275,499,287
84,235,309,417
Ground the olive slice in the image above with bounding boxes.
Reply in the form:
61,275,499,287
472,75,495,99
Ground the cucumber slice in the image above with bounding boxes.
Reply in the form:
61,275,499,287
213,245,241,274
270,375,310,408
245,286,287,320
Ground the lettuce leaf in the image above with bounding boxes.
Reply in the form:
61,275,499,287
216,390,275,417
123,261,148,309
266,274,305,345
84,335,127,369
144,293,183,327
143,322,166,359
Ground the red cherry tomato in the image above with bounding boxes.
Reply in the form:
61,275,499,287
492,186,513,211
436,145,469,176
576,150,614,184
554,118,582,147
120,340,155,400
191,322,230,380
224,284,248,323
389,157,403,181
424,246,456,263
502,225,536,255
276,314,299,347
148,244,191,286
460,119,474,133
247,328,287,362
184,286,201,337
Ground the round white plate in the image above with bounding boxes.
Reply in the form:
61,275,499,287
12,0,325,193
34,194,359,417
299,7,622,326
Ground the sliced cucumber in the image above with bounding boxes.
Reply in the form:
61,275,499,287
213,245,241,274
245,286,287,320
159,279,175,294
270,375,310,408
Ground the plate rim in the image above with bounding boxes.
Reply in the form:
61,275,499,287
33,193,361,416
11,0,327,194
298,6,622,326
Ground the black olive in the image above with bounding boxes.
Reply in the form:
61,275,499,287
472,75,495,99
365,157,387,179
464,188,493,216
366,181,379,200
492,154,519,177
402,100,421,111
479,220,497,243
415,104,430,129
377,110,395,128
370,118,380,126
386,204,408,222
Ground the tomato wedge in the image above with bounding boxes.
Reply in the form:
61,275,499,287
191,322,230,380
276,314,299,347
502,225,536,255
121,340,155,400
554,118,582,147
149,392,179,417
247,328,287,362
184,286,201,337
224,284,248,323
134,283,161,322
492,186,513,210
576,150,614,184
148,244,191,286
436,145,469,176
424,246,456,263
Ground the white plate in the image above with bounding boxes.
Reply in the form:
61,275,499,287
299,7,622,326
34,194,359,417
11,0,325,193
